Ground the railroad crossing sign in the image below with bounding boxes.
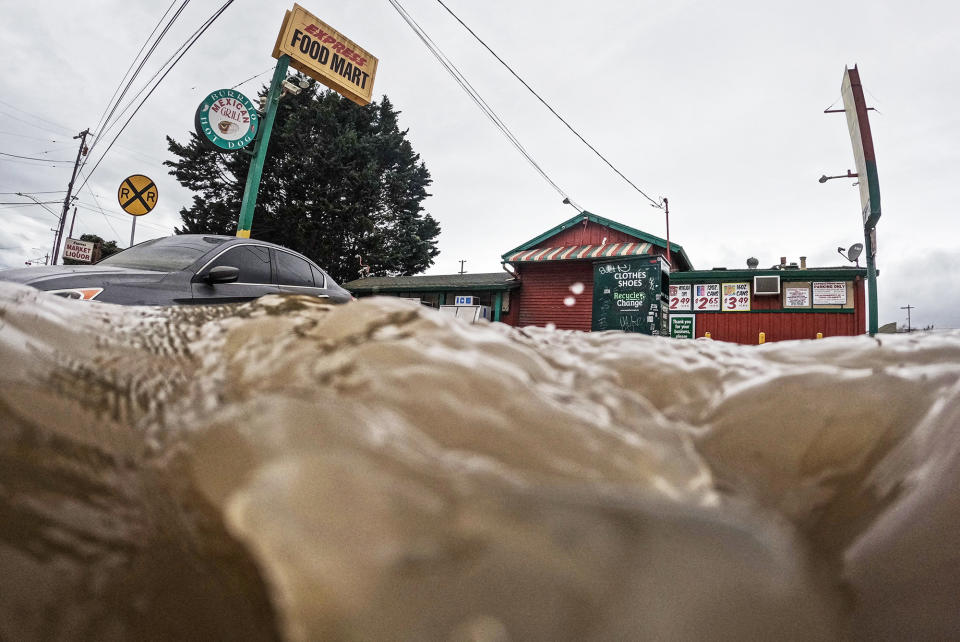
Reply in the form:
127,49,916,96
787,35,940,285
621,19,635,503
117,174,158,216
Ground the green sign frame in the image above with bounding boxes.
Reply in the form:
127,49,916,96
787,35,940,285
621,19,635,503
669,314,696,339
592,257,667,334
195,89,259,151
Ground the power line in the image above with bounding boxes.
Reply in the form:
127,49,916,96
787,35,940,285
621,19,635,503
0,99,74,134
78,0,236,191
230,67,274,90
433,0,662,209
92,0,181,139
388,0,581,210
78,171,122,239
0,150,74,162
0,190,67,195
87,0,191,162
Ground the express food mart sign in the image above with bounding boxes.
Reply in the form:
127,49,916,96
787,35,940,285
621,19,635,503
273,4,378,106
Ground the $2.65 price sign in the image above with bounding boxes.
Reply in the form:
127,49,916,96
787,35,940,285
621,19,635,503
694,283,720,311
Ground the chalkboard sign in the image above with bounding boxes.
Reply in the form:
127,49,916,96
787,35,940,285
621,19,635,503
591,257,667,334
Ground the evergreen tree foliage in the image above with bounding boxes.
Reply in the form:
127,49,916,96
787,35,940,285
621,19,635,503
165,83,439,284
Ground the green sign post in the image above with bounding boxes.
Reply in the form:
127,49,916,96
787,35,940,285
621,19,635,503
236,54,290,238
592,257,668,334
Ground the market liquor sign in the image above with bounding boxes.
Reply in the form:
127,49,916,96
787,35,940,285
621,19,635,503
273,3,378,106
63,237,95,263
195,89,259,151
592,258,666,335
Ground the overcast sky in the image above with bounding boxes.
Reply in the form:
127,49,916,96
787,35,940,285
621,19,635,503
1,0,957,329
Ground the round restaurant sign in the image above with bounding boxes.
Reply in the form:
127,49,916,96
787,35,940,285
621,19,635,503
194,89,259,151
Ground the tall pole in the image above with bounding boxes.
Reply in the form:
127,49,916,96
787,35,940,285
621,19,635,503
53,128,90,264
130,217,137,248
68,206,78,238
663,196,671,269
236,55,290,238
865,226,878,335
900,303,913,332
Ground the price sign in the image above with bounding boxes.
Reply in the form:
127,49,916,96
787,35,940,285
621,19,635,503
693,283,720,311
722,282,751,311
669,284,692,311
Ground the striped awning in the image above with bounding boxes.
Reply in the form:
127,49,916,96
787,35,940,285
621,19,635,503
503,242,654,263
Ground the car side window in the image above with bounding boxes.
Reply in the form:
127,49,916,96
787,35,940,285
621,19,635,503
310,265,326,288
208,245,272,284
276,251,314,287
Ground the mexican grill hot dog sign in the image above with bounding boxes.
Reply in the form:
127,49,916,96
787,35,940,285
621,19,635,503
273,4,378,106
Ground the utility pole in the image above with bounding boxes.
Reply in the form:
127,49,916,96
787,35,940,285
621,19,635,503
900,304,914,332
663,196,671,269
458,260,467,274
53,128,90,264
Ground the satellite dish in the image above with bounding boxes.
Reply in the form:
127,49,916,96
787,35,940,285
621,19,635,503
746,257,759,269
846,243,863,263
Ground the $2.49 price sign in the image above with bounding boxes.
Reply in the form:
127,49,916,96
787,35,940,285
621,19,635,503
722,282,751,311
669,284,692,310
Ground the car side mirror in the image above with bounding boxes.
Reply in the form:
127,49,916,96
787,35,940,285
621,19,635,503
205,265,239,284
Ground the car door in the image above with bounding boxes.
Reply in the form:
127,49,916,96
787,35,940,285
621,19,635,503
274,249,332,300
191,244,278,304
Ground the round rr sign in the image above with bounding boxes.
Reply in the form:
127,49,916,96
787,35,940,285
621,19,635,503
194,89,259,151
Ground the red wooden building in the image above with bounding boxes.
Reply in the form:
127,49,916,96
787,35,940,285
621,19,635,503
500,211,691,331
345,211,867,343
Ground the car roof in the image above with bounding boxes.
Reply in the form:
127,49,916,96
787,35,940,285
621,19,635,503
144,234,291,252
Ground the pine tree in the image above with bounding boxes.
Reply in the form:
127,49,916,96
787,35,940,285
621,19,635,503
165,83,439,284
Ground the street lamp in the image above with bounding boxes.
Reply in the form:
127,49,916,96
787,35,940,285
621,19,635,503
818,170,858,183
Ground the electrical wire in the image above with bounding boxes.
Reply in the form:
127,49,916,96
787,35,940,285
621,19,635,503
231,67,274,90
0,110,72,135
78,0,236,192
0,190,67,195
388,0,581,210
91,0,180,140
78,172,122,239
433,0,662,209
0,99,74,135
86,0,191,162
0,151,74,162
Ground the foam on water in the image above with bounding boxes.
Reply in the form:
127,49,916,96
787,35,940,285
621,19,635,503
1,282,959,640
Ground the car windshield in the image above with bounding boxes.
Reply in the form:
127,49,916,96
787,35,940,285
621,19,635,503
98,237,224,271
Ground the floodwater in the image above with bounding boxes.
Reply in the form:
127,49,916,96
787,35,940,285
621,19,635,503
1,282,959,641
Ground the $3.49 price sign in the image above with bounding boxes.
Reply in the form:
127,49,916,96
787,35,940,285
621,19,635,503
669,284,692,311
722,282,751,311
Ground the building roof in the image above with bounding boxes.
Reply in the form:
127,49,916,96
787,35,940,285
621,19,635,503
500,210,693,270
504,241,656,263
343,272,520,294
669,266,868,281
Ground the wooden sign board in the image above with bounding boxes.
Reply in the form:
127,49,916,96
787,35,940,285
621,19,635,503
273,4,378,106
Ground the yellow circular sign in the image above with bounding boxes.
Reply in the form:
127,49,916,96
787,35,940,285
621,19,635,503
117,174,158,216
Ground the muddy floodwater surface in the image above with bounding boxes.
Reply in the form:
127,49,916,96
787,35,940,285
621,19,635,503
1,282,959,641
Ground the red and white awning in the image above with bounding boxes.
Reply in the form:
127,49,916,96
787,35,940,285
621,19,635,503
503,242,654,263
